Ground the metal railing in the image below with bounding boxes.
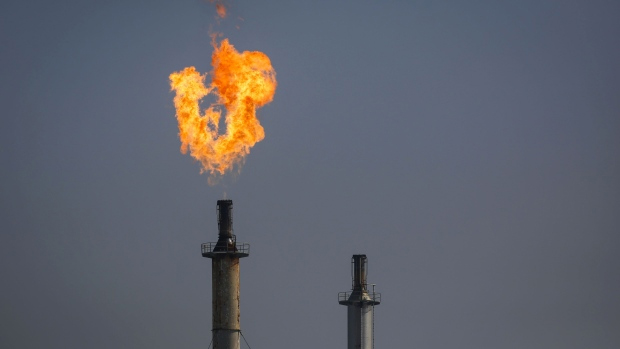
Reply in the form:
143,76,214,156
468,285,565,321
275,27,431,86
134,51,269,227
338,291,381,303
201,242,250,255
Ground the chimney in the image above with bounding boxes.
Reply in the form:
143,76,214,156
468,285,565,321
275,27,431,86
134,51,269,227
339,254,381,349
202,200,250,349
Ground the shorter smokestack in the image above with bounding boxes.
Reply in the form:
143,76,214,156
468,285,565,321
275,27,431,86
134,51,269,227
339,254,380,349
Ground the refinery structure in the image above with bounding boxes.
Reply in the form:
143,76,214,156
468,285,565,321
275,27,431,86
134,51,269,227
202,200,380,349
339,255,381,349
201,200,249,349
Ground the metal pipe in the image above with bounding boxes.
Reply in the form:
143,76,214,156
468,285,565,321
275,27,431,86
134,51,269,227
217,199,233,239
352,254,368,292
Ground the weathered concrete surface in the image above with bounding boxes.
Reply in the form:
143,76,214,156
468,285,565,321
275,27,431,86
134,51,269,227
212,254,240,349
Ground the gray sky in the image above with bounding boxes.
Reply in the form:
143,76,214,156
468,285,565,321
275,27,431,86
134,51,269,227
1,0,619,348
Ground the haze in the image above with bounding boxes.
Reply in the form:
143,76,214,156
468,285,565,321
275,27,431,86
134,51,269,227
1,1,618,348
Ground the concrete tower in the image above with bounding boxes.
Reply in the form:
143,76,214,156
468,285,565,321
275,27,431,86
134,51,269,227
339,255,381,349
202,200,249,349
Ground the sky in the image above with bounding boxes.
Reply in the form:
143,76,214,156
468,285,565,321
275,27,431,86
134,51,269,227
1,0,619,348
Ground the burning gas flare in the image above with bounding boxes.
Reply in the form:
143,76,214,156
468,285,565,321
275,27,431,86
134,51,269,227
169,38,277,180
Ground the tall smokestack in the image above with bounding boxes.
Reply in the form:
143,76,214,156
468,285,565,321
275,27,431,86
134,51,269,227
202,200,250,349
339,255,381,349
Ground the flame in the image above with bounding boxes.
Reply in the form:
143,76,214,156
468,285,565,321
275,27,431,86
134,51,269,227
208,0,227,18
216,3,227,18
169,38,277,180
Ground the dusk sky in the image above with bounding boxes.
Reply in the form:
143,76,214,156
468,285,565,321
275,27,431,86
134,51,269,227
1,0,619,348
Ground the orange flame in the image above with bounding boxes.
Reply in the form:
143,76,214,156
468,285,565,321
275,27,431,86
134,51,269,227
216,4,227,18
169,38,277,180
208,0,227,18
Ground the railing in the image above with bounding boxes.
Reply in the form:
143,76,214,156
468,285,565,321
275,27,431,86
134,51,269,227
201,242,250,256
338,291,381,303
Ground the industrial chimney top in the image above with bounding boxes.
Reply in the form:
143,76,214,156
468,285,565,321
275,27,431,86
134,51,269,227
217,199,233,239
201,200,250,258
339,254,380,305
